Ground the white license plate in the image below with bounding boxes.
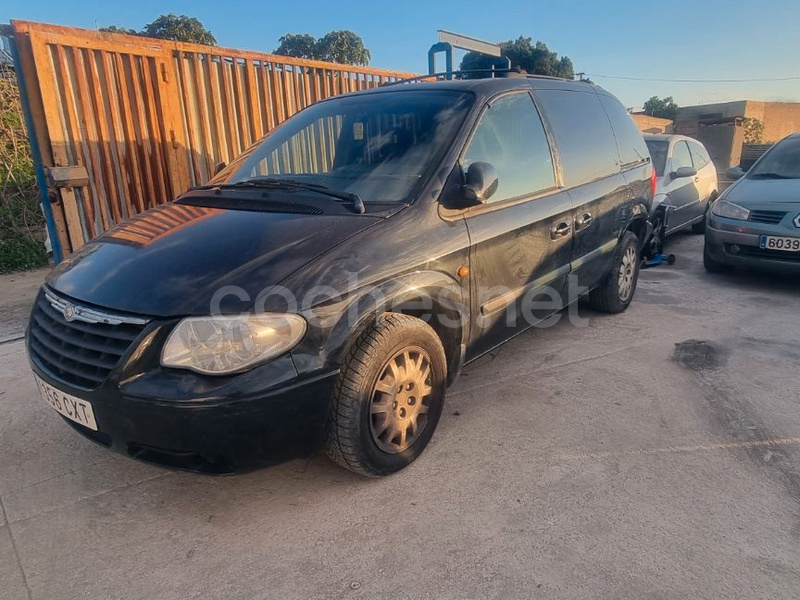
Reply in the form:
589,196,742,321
760,235,800,252
34,375,98,431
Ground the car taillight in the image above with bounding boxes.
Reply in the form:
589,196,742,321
650,167,657,198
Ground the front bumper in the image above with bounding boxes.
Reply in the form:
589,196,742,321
28,349,337,474
705,216,800,275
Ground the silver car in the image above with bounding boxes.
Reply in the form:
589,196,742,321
705,133,800,275
644,134,719,256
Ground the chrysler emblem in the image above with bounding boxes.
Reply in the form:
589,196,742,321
794,214,800,228
62,303,76,322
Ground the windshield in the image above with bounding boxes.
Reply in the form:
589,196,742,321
211,90,474,204
645,139,669,177
748,137,800,179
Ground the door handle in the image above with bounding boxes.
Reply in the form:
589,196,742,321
575,212,593,231
550,219,572,240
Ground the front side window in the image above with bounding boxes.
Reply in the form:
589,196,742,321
671,141,693,172
462,93,555,203
213,90,474,204
689,142,711,169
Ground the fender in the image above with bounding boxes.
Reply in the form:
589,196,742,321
291,270,470,386
624,200,652,249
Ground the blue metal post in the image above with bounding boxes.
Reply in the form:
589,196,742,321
8,32,63,262
427,42,454,79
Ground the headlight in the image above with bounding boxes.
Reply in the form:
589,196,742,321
712,200,750,221
161,314,306,375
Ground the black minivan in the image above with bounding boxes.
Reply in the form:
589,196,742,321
27,73,653,476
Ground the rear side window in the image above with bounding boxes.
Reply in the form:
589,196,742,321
672,141,693,171
645,140,669,176
462,92,556,203
535,89,619,187
689,142,711,169
598,94,649,168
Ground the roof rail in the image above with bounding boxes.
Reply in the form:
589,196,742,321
382,68,582,87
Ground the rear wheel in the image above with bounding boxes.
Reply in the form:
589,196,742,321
589,231,641,314
325,313,447,477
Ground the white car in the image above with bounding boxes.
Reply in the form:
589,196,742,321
643,134,719,256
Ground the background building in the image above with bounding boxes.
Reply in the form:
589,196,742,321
631,114,674,134
673,100,800,170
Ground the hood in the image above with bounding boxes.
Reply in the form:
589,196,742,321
723,177,800,211
47,201,381,317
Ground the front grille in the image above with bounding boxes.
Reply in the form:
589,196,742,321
749,210,787,225
28,289,148,389
732,245,800,263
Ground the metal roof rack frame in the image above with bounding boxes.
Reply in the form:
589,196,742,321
382,68,575,87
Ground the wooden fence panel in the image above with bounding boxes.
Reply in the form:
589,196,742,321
11,21,414,256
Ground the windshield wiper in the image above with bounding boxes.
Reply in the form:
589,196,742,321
220,178,366,214
750,172,795,179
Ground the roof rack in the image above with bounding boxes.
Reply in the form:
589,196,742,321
383,68,580,87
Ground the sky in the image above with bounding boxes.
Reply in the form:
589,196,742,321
3,0,799,109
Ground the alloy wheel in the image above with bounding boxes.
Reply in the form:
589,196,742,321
618,245,638,302
369,347,433,453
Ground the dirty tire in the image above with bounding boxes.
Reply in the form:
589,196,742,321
703,241,733,274
589,231,641,313
324,313,447,477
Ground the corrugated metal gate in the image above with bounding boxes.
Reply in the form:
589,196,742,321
10,21,414,259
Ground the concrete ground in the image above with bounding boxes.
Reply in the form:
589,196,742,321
0,268,49,343
1,233,799,600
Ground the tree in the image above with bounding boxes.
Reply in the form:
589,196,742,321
98,25,139,36
273,30,371,66
274,34,319,60
317,31,370,66
741,117,764,144
460,37,574,79
643,96,679,120
99,14,217,46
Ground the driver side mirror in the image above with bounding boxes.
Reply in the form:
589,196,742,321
725,166,745,180
671,166,697,179
461,162,499,206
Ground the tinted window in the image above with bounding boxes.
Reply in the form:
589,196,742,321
598,94,649,167
535,89,619,187
645,140,669,176
671,141,693,171
689,142,711,169
462,92,555,203
217,91,474,203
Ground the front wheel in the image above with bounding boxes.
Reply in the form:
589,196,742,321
648,211,665,258
324,313,447,477
589,231,641,313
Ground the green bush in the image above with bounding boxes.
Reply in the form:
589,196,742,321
0,65,48,274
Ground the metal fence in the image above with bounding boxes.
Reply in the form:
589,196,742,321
10,21,415,257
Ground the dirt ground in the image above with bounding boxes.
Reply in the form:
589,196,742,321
1,233,799,600
0,267,48,343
